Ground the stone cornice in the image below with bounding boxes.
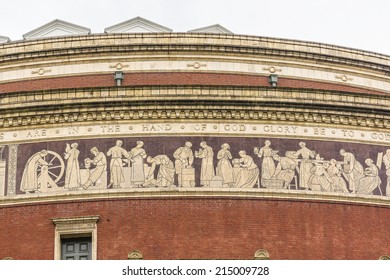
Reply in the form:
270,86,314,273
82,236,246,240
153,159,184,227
0,106,389,132
52,215,99,225
1,86,389,109
0,87,390,130
0,188,389,208
0,33,389,74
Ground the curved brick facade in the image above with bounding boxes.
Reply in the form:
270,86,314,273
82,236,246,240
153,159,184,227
1,198,388,260
0,32,389,260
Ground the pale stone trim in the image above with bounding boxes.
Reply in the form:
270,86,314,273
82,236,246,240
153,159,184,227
52,216,99,260
6,145,17,196
1,188,388,208
254,249,270,260
1,87,389,113
0,57,389,93
128,250,143,260
2,120,390,146
1,34,388,69
1,84,390,131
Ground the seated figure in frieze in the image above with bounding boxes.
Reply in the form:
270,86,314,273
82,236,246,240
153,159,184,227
81,147,107,190
146,155,175,187
307,162,336,192
20,150,64,193
234,150,259,188
357,159,381,195
270,152,298,189
326,159,349,193
339,149,364,193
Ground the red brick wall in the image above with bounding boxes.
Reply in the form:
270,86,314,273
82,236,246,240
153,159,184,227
0,198,388,260
0,73,386,95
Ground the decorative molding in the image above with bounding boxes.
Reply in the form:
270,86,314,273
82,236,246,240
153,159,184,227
31,68,52,76
109,63,129,70
1,187,389,208
0,152,5,197
2,61,389,93
128,250,143,260
187,62,207,70
0,107,389,131
254,249,270,260
379,255,390,260
335,74,353,82
263,66,282,74
1,34,388,75
6,145,18,196
52,216,100,228
2,121,390,147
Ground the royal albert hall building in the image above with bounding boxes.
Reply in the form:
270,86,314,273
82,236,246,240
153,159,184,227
0,17,389,260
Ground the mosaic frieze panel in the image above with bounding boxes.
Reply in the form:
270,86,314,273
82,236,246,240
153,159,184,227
0,136,389,197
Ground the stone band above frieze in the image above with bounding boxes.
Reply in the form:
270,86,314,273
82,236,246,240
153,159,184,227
1,107,390,131
1,87,390,130
2,123,390,145
2,87,390,111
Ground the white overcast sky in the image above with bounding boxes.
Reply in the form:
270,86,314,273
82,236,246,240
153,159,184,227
1,0,389,55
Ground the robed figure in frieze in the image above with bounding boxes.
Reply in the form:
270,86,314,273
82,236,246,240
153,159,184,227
195,141,215,187
64,143,81,190
129,141,147,187
293,142,315,189
339,149,364,193
216,143,234,188
107,140,130,189
254,140,277,188
173,142,194,187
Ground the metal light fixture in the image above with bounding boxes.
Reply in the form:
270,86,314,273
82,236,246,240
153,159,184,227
114,71,124,86
268,74,278,87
